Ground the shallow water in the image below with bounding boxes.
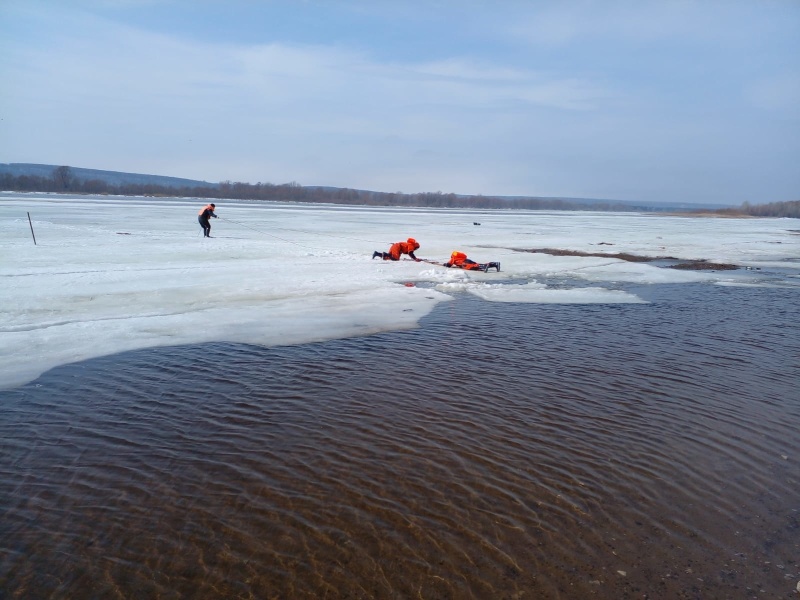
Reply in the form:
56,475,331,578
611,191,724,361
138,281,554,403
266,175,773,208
1,284,799,599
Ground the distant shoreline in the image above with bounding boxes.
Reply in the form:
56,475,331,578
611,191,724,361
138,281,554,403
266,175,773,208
661,211,755,218
0,163,764,215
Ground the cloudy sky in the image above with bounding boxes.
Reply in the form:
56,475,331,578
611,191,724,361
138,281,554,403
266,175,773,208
1,0,798,204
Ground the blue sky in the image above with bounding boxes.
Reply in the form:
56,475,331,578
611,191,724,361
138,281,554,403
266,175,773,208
1,0,798,204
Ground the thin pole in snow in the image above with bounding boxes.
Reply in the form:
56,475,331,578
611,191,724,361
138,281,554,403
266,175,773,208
27,212,37,245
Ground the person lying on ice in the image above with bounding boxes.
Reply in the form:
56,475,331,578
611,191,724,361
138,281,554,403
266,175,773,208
444,250,501,272
372,238,421,262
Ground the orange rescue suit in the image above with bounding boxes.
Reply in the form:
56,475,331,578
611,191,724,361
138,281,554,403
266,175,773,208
388,238,420,260
448,250,482,270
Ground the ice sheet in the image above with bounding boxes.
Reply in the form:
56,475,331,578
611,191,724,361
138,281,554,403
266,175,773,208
2,194,798,389
436,281,645,304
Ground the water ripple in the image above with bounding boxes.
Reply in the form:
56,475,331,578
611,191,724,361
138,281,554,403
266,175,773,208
1,284,798,598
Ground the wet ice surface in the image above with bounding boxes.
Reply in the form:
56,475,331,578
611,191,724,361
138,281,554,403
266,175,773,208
1,192,799,389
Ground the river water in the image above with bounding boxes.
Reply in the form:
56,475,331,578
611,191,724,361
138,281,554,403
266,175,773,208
1,283,798,599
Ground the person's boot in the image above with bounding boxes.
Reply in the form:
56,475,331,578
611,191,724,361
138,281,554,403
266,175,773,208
372,251,380,259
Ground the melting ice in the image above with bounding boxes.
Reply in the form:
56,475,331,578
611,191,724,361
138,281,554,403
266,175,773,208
2,193,798,389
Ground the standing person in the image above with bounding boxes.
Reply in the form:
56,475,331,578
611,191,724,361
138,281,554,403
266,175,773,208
198,203,218,237
372,238,421,262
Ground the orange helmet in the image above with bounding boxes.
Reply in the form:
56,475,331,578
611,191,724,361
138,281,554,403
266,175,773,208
407,237,419,248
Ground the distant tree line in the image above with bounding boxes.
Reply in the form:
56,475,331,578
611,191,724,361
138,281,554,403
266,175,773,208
2,166,797,217
712,200,800,219
212,181,646,211
0,166,655,212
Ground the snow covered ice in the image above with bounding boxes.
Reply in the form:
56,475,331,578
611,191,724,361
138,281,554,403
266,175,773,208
2,193,798,390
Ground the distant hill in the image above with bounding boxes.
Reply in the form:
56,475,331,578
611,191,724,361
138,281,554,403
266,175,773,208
0,163,218,190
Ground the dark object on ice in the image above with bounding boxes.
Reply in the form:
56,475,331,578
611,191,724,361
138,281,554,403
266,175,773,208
515,248,738,271
670,261,737,271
